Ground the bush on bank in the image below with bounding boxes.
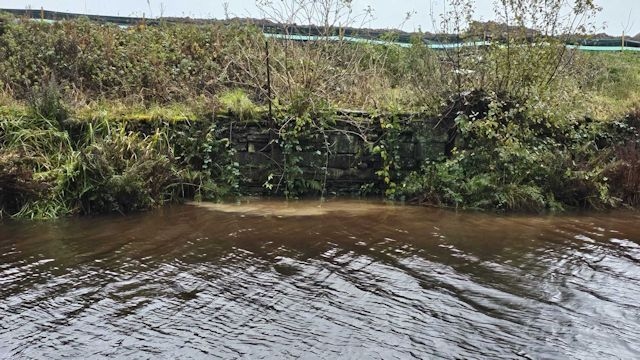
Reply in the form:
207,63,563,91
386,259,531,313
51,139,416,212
398,91,640,211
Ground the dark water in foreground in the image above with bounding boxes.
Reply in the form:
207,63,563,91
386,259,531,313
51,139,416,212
1,200,640,359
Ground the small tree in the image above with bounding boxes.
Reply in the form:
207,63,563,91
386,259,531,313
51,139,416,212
256,0,382,111
432,0,601,98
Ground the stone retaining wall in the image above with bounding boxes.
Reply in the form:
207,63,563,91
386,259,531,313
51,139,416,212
216,114,448,195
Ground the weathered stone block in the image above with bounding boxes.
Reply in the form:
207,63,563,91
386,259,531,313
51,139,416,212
331,134,360,154
399,142,415,156
326,167,374,181
234,143,247,152
247,132,270,143
300,151,324,165
415,139,446,161
328,154,357,170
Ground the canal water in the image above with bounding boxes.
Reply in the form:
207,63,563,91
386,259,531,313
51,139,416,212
1,200,639,359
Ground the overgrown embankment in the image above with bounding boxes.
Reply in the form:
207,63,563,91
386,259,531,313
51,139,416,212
0,11,639,218
0,100,449,218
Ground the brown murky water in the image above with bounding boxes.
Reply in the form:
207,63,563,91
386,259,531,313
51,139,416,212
1,199,639,359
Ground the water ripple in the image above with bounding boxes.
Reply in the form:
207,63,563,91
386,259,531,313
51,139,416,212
1,202,639,359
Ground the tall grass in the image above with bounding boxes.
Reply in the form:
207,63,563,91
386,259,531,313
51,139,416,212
0,103,237,219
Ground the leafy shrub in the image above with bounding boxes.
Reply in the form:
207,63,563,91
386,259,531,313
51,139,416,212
0,17,265,102
27,80,69,122
400,91,627,212
168,121,240,201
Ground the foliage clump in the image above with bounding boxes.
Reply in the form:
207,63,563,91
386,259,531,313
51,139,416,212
74,128,177,214
0,115,238,219
400,91,638,211
27,80,69,122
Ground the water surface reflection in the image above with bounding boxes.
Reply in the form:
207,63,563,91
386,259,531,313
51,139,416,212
1,200,639,359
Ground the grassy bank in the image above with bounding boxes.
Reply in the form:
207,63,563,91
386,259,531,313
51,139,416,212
0,115,241,219
0,12,639,218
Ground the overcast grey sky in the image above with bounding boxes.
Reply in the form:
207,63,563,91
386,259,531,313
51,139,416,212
3,0,638,35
